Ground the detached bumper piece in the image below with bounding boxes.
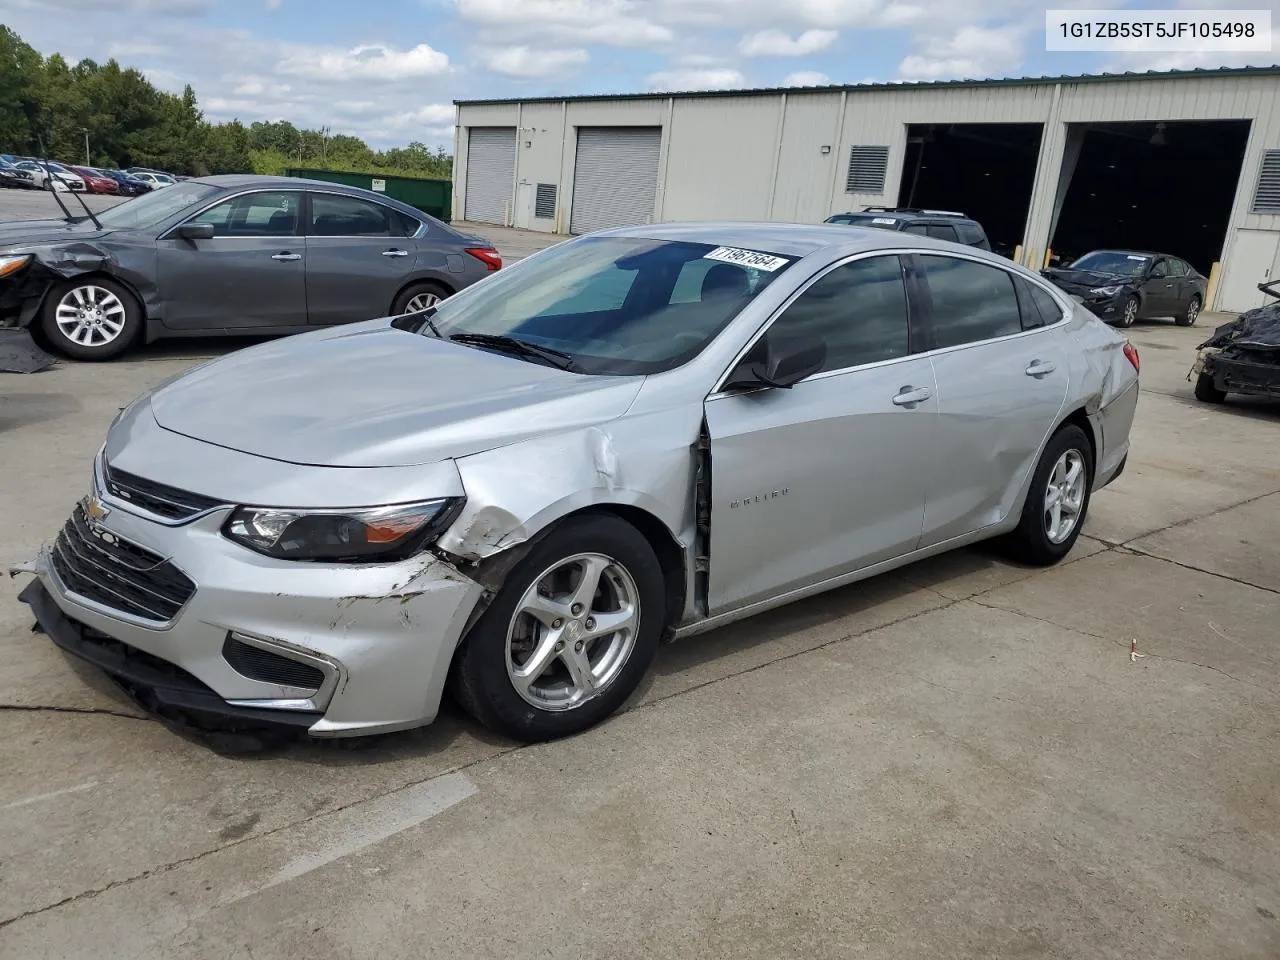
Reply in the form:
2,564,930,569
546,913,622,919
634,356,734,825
19,579,320,736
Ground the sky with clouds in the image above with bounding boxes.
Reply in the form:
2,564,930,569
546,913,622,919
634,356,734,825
1,0,1278,147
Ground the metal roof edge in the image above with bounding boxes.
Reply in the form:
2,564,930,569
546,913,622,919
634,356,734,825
453,65,1280,107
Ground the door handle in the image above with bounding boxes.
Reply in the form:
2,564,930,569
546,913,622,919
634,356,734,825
892,386,931,406
381,249,409,257
1025,360,1056,377
271,253,301,261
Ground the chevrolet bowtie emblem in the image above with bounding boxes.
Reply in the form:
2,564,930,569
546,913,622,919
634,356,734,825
83,495,110,523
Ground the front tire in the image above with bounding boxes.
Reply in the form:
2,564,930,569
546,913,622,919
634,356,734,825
1116,295,1139,328
450,514,665,743
39,277,141,361
1194,372,1226,404
1176,295,1202,326
1005,424,1094,566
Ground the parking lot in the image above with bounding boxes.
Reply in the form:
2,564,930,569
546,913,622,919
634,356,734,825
1,192,1278,958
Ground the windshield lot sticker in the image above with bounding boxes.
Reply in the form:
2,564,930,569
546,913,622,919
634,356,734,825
704,247,789,272
1127,255,1148,261
872,217,898,225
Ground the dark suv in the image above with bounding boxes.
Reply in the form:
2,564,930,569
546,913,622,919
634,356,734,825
824,207,991,251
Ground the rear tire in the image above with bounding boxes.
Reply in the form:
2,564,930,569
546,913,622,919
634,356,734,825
1004,424,1094,567
390,280,451,316
1194,372,1226,404
39,276,141,361
450,514,665,743
1176,295,1201,327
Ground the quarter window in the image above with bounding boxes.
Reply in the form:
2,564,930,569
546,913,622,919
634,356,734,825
920,255,1022,348
1015,276,1065,330
765,255,910,373
187,190,302,237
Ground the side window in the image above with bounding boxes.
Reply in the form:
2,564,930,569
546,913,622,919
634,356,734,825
1149,259,1170,279
955,222,985,246
925,223,959,243
920,255,1022,348
902,223,929,237
1167,259,1189,277
394,209,423,236
309,193,406,237
187,191,301,236
1015,277,1066,330
766,255,910,374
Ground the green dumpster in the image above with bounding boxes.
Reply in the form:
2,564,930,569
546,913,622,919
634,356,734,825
286,168,452,221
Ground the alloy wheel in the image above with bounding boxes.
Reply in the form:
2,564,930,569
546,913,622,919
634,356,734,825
1044,449,1086,544
406,292,441,312
55,285,128,347
505,552,640,712
1122,298,1138,326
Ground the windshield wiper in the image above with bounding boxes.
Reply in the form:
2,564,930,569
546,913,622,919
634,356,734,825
35,159,103,230
448,333,579,371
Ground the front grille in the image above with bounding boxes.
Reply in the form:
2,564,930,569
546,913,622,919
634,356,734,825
104,462,223,521
223,636,325,690
51,505,196,622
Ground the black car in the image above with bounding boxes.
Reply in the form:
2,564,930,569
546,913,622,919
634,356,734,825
1041,250,1207,328
0,159,37,189
825,207,992,251
1190,279,1280,404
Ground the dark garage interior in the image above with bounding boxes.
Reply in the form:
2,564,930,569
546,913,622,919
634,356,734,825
898,123,1043,257
1050,120,1251,275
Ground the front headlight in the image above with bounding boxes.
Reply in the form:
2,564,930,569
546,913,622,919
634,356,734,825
223,498,463,562
0,254,32,279
1089,285,1123,297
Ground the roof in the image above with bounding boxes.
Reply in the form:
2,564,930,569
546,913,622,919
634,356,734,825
455,64,1280,107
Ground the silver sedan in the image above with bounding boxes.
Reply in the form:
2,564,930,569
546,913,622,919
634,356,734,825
16,223,1140,743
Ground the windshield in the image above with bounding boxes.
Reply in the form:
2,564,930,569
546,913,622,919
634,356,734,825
423,236,795,376
1070,251,1150,277
95,181,222,230
826,214,900,230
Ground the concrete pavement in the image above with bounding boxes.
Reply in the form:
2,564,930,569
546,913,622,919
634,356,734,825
1,274,1277,956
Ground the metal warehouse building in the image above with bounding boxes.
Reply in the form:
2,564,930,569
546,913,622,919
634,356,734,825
453,66,1280,313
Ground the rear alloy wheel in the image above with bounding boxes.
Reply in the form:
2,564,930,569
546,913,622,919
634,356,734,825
40,277,141,361
1117,295,1139,328
391,281,451,316
1176,295,1202,327
1194,372,1227,404
1005,424,1094,566
451,514,665,742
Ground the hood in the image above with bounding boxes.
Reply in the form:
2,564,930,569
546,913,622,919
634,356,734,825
1041,268,1136,290
148,322,646,468
0,218,113,248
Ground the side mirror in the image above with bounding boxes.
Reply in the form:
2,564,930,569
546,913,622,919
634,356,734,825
724,336,826,391
177,223,215,241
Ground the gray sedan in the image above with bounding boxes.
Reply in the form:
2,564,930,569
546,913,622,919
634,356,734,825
16,223,1139,743
0,175,500,360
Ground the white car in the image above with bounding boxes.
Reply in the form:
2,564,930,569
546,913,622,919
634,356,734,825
132,172,176,189
13,161,72,191
39,163,86,192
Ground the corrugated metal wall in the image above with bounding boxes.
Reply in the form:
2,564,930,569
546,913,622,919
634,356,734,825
457,74,1280,308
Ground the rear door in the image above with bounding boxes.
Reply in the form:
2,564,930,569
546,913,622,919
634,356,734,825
913,253,1071,546
303,192,421,326
1142,258,1177,316
156,189,307,330
705,254,937,613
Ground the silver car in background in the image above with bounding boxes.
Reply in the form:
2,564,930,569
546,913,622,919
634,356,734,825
17,223,1140,743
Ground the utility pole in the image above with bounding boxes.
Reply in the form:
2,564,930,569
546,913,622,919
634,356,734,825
82,128,90,166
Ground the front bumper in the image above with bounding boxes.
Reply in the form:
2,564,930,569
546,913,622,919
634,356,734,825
18,484,487,738
0,266,51,329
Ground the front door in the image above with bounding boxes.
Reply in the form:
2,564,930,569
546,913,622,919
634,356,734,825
705,254,937,614
156,189,307,330
913,253,1070,545
303,192,421,325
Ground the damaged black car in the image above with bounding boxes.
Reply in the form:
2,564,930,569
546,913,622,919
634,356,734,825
1041,249,1207,328
1190,280,1280,405
0,174,499,361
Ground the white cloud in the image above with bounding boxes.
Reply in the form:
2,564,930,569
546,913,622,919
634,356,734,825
784,70,831,85
265,0,283,8
479,44,589,77
648,67,746,90
897,24,1024,80
276,42,449,81
457,0,673,47
106,41,167,57
739,28,837,56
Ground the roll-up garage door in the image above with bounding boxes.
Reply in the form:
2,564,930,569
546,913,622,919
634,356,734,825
464,127,515,225
570,127,662,235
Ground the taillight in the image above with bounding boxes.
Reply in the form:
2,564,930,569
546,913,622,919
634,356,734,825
1123,341,1140,373
465,247,502,271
